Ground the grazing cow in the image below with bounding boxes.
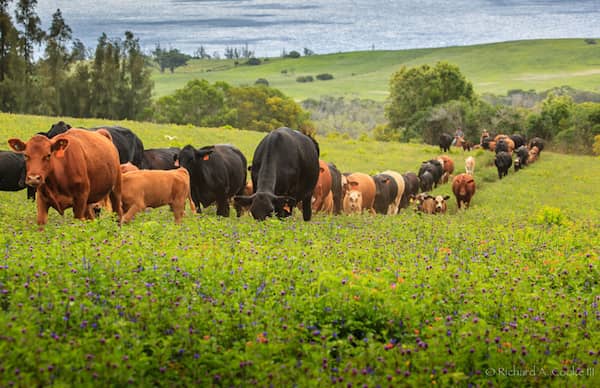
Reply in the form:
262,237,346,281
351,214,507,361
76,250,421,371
413,193,435,214
465,156,476,175
452,173,476,209
0,150,35,200
455,137,473,151
121,168,195,224
233,127,319,221
528,146,540,164
320,191,334,214
418,159,443,188
141,147,180,170
46,121,145,167
433,195,450,214
311,160,333,213
494,151,512,179
8,129,123,228
528,137,545,154
400,172,419,210
510,134,526,149
372,173,398,215
177,144,247,217
343,172,376,215
327,162,343,215
419,171,435,192
439,133,453,153
514,145,529,172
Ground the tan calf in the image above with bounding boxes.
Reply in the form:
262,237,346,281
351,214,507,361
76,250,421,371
342,172,375,214
121,168,195,224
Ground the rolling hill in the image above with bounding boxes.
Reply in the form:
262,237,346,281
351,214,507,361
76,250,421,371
152,39,600,101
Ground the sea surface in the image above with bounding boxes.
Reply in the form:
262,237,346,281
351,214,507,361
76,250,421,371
33,0,600,57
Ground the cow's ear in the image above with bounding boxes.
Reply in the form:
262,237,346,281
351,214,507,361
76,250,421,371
196,149,214,161
348,181,359,188
233,195,254,207
8,138,26,152
51,138,69,158
443,195,450,200
247,165,252,171
319,166,325,173
273,195,296,210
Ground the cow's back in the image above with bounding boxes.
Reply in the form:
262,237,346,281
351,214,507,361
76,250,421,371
252,127,319,200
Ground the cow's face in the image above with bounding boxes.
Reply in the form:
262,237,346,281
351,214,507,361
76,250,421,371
8,135,69,188
234,192,296,220
344,190,362,213
177,146,196,171
434,195,450,213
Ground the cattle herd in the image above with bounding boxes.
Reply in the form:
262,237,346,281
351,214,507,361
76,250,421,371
0,123,544,228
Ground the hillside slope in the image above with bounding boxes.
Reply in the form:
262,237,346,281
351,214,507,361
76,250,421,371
152,39,600,101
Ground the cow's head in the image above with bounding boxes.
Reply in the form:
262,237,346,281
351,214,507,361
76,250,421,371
434,195,450,214
8,135,69,188
176,145,213,171
343,190,363,213
47,121,71,138
234,192,296,221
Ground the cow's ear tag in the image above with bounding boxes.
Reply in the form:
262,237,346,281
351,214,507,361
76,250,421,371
55,149,65,158
203,155,210,161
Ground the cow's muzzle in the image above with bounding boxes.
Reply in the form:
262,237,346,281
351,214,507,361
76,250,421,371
26,175,42,187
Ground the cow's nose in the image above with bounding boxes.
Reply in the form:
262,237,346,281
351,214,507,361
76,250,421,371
26,175,42,186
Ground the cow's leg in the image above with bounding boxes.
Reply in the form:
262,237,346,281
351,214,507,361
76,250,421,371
109,190,123,224
216,199,230,217
302,195,312,221
122,203,141,224
72,195,88,220
172,198,185,223
36,196,50,229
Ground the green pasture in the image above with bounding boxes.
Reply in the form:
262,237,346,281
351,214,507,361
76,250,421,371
152,39,600,101
0,113,599,386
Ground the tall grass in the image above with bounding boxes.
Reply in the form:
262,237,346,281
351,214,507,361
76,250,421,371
0,113,599,386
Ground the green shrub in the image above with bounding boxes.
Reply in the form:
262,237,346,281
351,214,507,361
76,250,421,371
254,78,269,86
316,73,334,81
246,57,262,66
296,75,314,83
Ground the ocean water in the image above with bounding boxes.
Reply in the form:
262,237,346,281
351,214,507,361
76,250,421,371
33,0,600,57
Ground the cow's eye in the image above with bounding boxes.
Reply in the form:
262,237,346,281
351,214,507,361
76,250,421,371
44,154,51,160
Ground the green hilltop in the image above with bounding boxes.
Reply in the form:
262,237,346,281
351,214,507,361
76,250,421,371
152,39,600,101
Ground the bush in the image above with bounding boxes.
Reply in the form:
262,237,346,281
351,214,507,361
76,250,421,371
255,78,269,86
584,38,597,45
296,75,314,83
246,57,261,66
286,50,301,58
316,73,334,81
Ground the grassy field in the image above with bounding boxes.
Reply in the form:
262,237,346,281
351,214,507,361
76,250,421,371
152,39,600,101
1,113,599,386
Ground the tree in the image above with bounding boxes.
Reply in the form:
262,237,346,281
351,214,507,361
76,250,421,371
14,0,44,72
121,31,153,120
153,45,190,73
386,62,475,131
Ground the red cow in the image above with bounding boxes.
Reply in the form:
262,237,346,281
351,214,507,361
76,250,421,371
452,173,476,209
312,160,333,213
342,172,375,214
437,155,455,184
8,129,123,228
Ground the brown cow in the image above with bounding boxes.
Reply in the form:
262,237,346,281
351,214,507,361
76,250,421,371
312,160,333,213
342,172,375,214
494,134,515,153
120,162,140,174
412,193,435,214
452,173,476,209
528,146,540,164
433,195,450,214
8,129,122,228
437,156,455,184
320,191,334,214
121,168,196,224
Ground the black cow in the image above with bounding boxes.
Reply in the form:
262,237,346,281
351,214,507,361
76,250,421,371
510,134,526,149
372,173,398,215
495,139,509,154
528,137,545,154
45,121,145,167
439,133,453,153
177,144,247,217
234,127,320,221
400,172,420,209
418,159,443,188
419,171,435,192
0,151,35,200
327,162,343,215
142,147,180,170
481,136,493,150
495,151,512,179
514,145,529,172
